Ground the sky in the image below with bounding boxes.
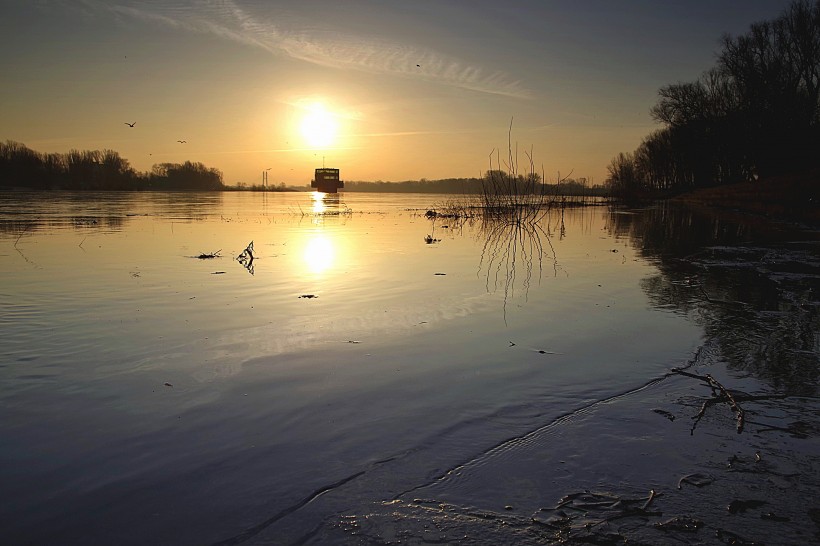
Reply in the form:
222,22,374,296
0,0,797,187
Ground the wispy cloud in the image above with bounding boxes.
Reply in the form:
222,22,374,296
90,0,531,99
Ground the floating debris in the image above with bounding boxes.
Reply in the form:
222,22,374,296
424,234,440,244
238,241,254,261
164,382,173,388
195,250,221,259
677,472,714,489
653,408,676,421
299,294,318,299
237,241,254,275
211,271,226,275
715,528,760,545
761,512,790,522
434,272,446,275
673,369,746,434
643,489,658,510
534,489,663,537
654,516,704,533
728,499,766,514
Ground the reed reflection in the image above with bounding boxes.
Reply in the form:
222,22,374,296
476,207,559,318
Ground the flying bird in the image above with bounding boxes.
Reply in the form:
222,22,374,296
125,122,136,127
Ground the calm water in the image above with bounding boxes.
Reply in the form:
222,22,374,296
1,192,818,545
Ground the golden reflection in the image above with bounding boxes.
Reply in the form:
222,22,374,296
303,233,335,274
310,191,342,215
311,191,326,214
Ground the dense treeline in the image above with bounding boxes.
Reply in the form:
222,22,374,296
345,177,483,193
0,140,224,191
607,0,820,198
344,172,607,196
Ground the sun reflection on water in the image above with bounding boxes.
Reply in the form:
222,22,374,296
311,191,326,214
299,193,348,276
310,191,342,215
303,233,335,274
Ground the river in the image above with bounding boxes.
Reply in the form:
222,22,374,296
1,191,818,545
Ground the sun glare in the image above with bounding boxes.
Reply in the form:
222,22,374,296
300,104,338,148
303,234,335,274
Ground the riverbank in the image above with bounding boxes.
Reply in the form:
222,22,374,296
672,169,820,227
308,352,820,545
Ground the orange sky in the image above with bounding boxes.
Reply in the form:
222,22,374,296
0,1,794,186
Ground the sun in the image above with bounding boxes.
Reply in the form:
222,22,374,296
300,104,338,148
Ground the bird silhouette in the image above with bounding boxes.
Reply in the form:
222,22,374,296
125,122,136,127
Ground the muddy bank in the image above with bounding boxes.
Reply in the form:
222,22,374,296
672,169,820,227
309,345,820,545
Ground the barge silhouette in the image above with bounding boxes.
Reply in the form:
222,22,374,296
311,168,344,193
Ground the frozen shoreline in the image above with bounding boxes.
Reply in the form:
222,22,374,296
302,340,820,545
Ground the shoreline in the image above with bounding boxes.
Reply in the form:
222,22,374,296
305,342,820,545
672,169,820,227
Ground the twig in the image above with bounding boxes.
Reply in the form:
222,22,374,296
14,223,33,248
642,489,658,511
673,369,745,434
705,373,745,433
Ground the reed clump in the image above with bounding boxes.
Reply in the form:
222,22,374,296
479,121,575,224
431,122,573,223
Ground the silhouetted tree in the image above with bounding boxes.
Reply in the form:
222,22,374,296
0,140,47,189
718,0,820,176
150,161,223,190
608,0,820,196
606,152,642,198
0,141,222,191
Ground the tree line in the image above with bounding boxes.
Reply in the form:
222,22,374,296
0,140,224,191
344,172,607,196
606,0,820,198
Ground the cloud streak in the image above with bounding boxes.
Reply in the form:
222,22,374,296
94,0,530,98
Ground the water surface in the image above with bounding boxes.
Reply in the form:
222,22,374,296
1,192,817,545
